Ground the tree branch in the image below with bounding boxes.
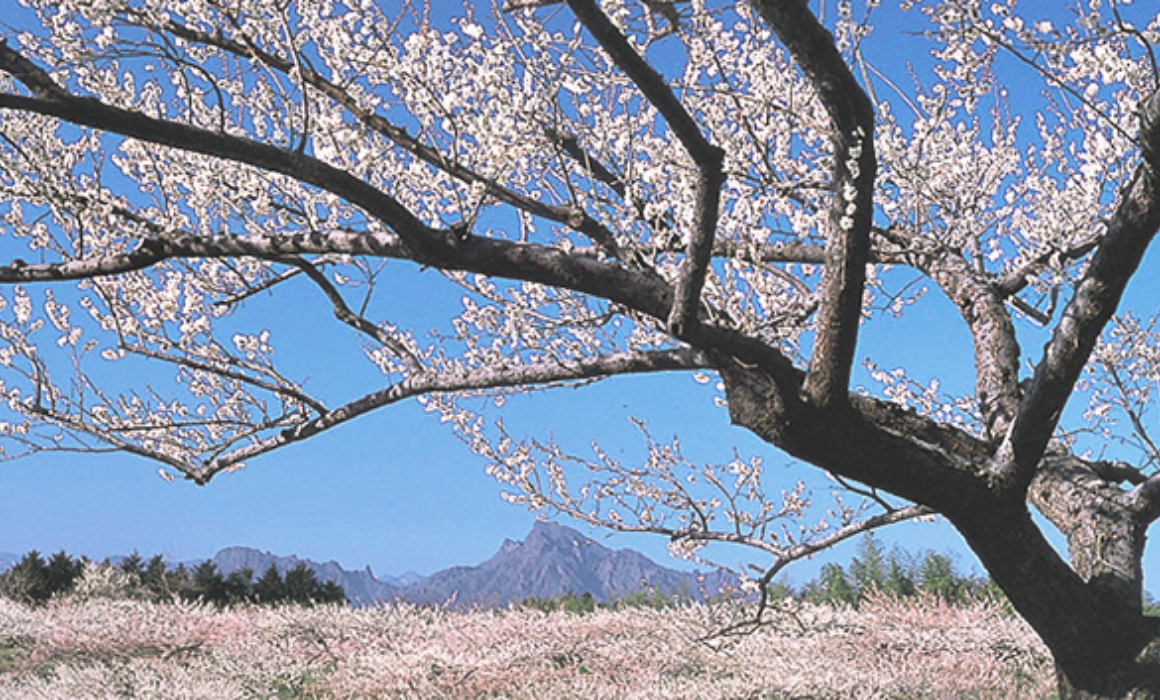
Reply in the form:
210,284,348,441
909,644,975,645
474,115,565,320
992,90,1160,492
155,17,624,257
699,504,931,638
198,347,711,481
121,344,327,416
563,0,724,337
1127,473,1160,524
923,252,1022,441
0,42,445,258
749,0,876,409
280,256,424,374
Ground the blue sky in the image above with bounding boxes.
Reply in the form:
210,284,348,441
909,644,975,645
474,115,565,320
0,0,1157,597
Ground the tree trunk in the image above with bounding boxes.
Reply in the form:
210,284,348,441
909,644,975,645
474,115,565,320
719,364,1160,699
1054,638,1160,699
1027,455,1160,698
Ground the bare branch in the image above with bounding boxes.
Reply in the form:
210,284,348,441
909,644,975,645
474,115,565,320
280,256,424,374
749,0,876,408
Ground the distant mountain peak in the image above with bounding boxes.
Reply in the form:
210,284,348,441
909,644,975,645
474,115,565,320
45,521,732,610
395,520,731,608
527,520,594,547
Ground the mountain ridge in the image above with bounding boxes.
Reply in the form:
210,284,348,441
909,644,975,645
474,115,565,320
209,521,732,608
3,522,733,608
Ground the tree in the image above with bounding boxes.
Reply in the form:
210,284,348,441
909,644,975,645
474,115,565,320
917,551,970,604
44,550,84,598
1,550,50,604
804,562,857,607
316,579,347,605
189,561,226,605
2,0,1160,695
222,566,256,604
848,534,888,596
118,551,145,583
253,564,285,604
282,564,321,605
141,553,172,601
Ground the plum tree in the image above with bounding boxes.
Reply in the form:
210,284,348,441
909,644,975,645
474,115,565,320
0,0,1159,695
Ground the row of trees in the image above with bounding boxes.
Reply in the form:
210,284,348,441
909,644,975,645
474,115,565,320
519,536,1000,615
0,550,345,607
793,535,1000,607
523,534,1160,617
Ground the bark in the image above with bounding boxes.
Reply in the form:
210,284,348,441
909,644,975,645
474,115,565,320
749,0,876,408
720,361,1160,699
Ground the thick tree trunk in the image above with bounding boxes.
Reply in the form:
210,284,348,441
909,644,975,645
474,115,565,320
1027,456,1160,698
1054,639,1160,699
719,364,1160,700
955,507,1160,699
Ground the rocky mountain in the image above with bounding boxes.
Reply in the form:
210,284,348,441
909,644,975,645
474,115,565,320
3,522,732,608
395,520,733,608
211,547,403,607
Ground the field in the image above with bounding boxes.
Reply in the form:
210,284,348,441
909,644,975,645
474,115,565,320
0,593,1053,699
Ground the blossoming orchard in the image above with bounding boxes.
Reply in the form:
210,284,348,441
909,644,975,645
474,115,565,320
0,0,1159,696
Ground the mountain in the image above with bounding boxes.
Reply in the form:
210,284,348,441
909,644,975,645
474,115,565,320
395,520,733,608
4,522,732,609
211,547,401,607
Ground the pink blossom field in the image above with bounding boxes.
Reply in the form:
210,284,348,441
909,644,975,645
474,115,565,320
0,591,1053,699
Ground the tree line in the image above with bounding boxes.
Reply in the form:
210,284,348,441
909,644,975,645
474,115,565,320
520,536,1006,614
524,536,1160,615
790,535,1000,607
0,550,345,607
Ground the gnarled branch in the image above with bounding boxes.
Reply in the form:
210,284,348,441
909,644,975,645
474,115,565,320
748,0,876,408
992,90,1160,492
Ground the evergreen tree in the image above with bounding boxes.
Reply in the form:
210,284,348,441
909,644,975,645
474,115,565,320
222,567,255,604
3,551,50,604
141,554,171,601
883,556,917,598
189,561,226,605
253,564,285,604
918,552,968,603
283,564,320,604
44,550,83,597
118,551,145,588
849,534,888,595
317,579,347,605
168,562,193,600
809,563,856,606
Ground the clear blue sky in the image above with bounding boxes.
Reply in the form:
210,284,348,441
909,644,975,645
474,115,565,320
0,0,1156,596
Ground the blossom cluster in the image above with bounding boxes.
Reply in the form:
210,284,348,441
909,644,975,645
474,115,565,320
0,591,1051,698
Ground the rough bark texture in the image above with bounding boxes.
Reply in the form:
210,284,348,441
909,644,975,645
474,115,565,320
719,362,1160,699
